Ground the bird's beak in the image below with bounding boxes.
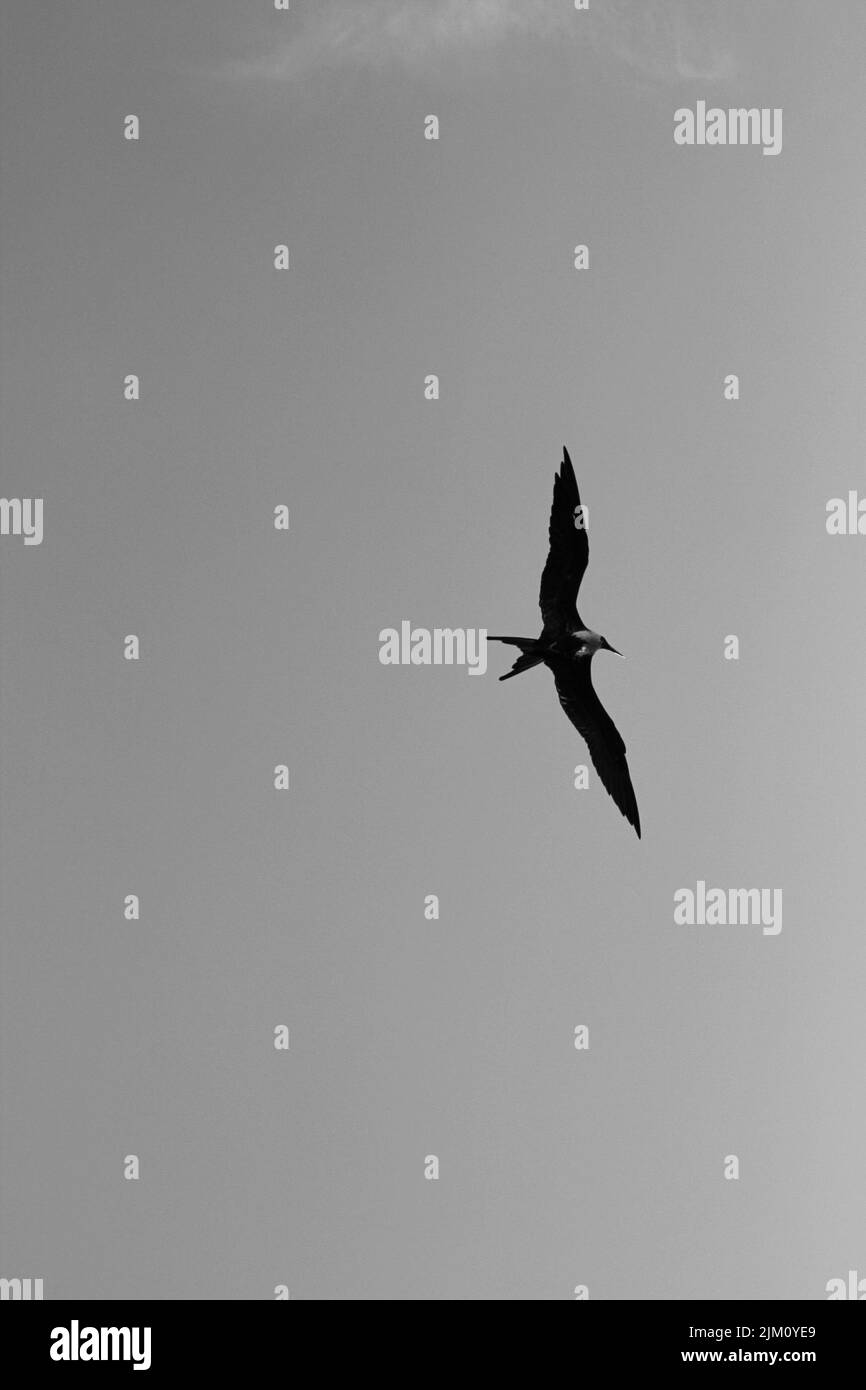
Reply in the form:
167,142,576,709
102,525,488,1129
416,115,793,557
608,645,625,658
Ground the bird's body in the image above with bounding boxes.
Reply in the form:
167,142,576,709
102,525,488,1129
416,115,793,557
490,447,641,837
549,628,607,658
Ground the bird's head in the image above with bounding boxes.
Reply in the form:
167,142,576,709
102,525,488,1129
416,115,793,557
600,636,624,658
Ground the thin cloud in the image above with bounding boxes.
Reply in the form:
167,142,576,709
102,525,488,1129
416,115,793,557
597,0,735,83
222,0,570,81
216,0,734,85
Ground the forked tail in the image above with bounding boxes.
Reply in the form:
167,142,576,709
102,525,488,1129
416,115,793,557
489,636,547,681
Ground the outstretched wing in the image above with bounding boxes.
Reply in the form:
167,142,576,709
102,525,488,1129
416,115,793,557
539,446,589,635
551,659,641,837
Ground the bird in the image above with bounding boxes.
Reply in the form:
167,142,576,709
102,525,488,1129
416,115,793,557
490,446,641,837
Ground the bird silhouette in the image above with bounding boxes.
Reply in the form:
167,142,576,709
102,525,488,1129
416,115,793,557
491,447,641,837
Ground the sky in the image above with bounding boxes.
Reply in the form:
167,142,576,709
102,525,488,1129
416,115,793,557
1,0,865,1300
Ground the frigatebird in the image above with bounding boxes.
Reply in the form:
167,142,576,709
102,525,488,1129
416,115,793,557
491,447,641,837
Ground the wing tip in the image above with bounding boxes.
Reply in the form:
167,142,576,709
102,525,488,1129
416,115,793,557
556,445,578,499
